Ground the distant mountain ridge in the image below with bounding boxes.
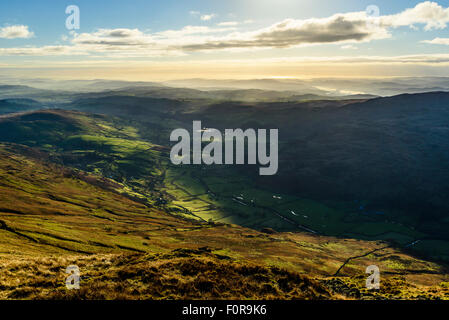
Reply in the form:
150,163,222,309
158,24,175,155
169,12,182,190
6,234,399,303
0,98,44,114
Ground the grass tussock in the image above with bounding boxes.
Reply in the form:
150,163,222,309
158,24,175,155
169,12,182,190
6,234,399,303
1,249,331,300
2,248,447,300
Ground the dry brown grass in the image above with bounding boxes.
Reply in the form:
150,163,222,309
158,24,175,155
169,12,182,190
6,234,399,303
1,248,447,300
0,249,332,300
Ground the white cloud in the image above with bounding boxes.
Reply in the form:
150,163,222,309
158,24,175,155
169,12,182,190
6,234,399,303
156,25,234,37
68,25,235,55
203,54,440,64
181,13,390,51
190,11,217,21
200,14,217,21
0,45,85,56
422,37,449,45
341,45,358,50
0,25,34,39
73,28,147,46
382,1,449,30
257,54,449,64
217,21,239,26
217,20,254,27
182,2,449,52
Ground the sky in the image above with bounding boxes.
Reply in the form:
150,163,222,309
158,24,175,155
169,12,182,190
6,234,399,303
1,0,449,80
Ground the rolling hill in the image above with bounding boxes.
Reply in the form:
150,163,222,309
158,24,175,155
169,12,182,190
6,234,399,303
0,99,44,115
0,139,446,300
0,88,448,299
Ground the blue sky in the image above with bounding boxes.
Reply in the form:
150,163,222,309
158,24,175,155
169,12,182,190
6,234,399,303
1,1,449,80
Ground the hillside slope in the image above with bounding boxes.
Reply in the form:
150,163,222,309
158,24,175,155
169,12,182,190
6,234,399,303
0,131,447,299
0,104,447,299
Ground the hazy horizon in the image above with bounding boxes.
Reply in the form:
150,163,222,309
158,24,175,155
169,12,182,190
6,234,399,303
3,74,449,97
